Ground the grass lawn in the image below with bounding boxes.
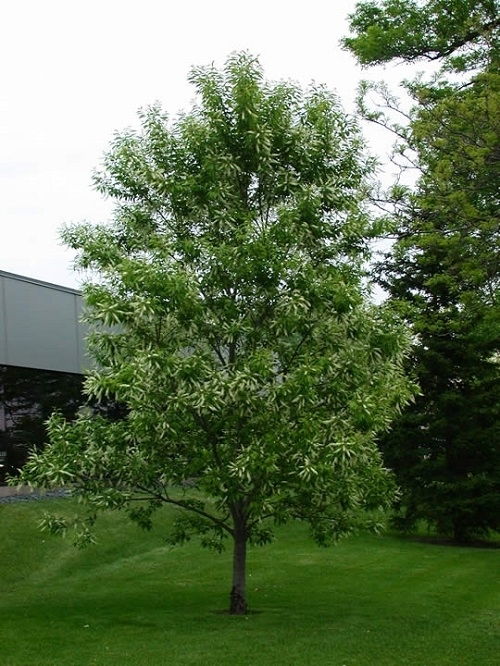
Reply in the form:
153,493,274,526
1,499,498,665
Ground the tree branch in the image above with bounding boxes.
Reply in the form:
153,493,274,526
134,483,234,535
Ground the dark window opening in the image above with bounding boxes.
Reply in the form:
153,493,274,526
0,365,83,484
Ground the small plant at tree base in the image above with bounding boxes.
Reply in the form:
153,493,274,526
14,53,414,614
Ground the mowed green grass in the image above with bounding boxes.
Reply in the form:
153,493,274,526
1,499,498,666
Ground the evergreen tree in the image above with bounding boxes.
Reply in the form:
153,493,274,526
344,1,500,541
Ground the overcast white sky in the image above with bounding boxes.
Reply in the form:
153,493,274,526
1,0,417,289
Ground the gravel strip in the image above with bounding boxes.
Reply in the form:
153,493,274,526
0,488,71,504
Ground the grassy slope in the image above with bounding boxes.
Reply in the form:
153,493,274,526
1,499,498,666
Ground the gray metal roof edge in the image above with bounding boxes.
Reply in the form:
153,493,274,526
0,270,82,296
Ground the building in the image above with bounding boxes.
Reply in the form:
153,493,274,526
0,270,87,482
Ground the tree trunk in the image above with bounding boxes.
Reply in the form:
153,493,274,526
229,528,247,615
452,518,470,544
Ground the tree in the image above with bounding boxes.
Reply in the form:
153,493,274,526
344,2,500,541
343,0,499,68
15,53,414,613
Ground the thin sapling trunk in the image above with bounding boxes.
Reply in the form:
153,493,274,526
229,521,248,614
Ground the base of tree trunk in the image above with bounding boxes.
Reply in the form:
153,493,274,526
453,531,471,545
229,586,247,615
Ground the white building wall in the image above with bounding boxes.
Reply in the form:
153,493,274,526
0,271,88,374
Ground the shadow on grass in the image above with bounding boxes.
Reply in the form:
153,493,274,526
409,535,500,549
211,609,263,615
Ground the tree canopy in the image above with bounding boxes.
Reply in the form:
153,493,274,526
343,0,499,69
344,1,500,541
15,53,414,613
